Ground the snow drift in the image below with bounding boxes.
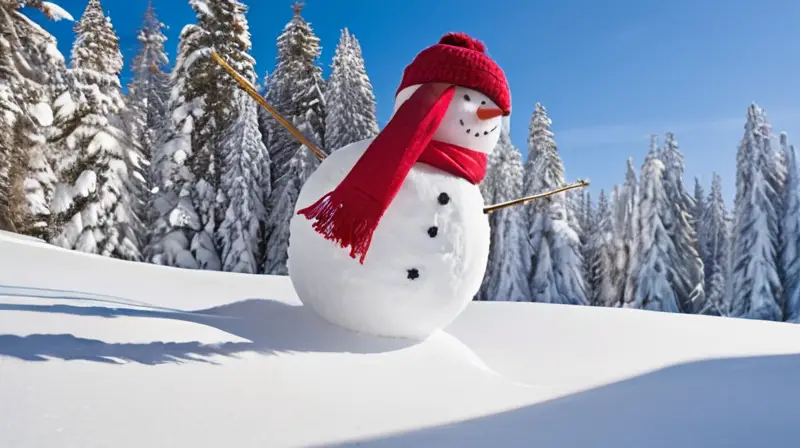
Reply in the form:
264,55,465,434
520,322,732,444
1,230,800,447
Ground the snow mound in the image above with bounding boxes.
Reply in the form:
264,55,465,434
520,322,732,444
1,229,800,447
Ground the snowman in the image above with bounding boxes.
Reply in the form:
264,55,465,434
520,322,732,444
288,32,510,340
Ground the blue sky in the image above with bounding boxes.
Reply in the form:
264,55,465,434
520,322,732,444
31,0,800,204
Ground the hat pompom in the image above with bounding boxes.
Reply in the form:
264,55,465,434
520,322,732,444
438,32,486,53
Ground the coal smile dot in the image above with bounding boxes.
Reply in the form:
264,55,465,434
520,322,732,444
407,268,420,280
461,117,499,138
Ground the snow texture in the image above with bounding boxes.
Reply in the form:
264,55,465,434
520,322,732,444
27,102,52,126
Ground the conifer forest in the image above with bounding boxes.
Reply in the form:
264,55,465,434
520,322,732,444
2,0,799,323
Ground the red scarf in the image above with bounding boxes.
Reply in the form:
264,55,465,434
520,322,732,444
297,83,488,264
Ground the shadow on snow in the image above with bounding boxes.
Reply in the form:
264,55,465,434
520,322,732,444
326,353,800,447
0,291,419,365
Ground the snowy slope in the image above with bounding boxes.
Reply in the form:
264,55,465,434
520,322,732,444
1,230,800,447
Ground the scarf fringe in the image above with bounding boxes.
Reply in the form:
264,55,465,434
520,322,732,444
296,189,381,264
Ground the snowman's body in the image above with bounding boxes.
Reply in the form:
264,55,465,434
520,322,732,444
288,84,505,340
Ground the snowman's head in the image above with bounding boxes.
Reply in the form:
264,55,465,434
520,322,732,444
392,84,504,154
390,32,510,154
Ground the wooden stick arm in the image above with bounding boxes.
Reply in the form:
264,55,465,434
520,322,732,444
483,179,590,214
210,51,327,161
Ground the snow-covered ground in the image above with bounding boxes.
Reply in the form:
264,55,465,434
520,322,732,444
1,230,800,447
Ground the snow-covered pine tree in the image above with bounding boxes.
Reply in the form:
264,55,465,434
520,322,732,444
256,70,273,201
125,1,169,182
12,111,56,238
580,190,593,241
774,131,790,312
0,96,24,232
630,146,681,313
693,177,706,258
577,189,594,298
476,117,529,301
658,132,705,312
216,88,269,273
781,133,800,322
0,13,25,232
263,117,319,275
699,172,730,316
14,0,71,238
588,189,616,306
728,104,782,321
49,0,146,260
565,188,583,239
522,103,588,305
263,3,326,274
0,0,69,237
145,0,263,271
324,28,378,152
143,23,204,268
264,2,325,184
616,156,640,307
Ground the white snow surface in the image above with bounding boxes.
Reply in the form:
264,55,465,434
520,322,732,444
2,230,800,447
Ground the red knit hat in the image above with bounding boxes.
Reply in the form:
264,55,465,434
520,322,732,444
396,32,511,115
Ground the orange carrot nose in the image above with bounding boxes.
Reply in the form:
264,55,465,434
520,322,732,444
477,107,504,120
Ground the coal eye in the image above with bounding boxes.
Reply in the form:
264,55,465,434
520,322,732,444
481,100,486,105
463,94,471,101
